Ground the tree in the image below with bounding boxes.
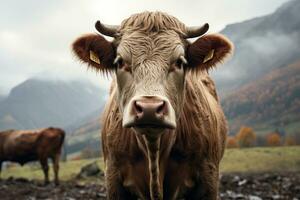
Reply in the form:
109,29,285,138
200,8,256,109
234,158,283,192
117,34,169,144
292,132,300,145
266,132,281,146
236,126,256,147
226,136,239,148
284,136,296,146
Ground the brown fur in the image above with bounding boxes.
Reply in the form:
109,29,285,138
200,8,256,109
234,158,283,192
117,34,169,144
72,34,115,74
101,71,227,199
119,11,187,36
72,11,232,200
187,34,233,70
0,127,65,185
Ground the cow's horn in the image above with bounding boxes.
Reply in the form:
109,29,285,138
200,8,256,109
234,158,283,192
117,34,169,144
95,21,119,37
185,23,209,38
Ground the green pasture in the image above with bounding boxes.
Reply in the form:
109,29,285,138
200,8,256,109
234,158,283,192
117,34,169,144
1,146,299,181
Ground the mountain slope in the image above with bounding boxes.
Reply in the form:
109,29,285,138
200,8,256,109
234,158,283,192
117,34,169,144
213,0,300,95
65,107,104,156
0,79,105,130
66,107,103,136
222,60,300,134
0,95,4,103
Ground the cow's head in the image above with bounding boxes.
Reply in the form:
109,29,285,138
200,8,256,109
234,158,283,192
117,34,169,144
72,12,232,137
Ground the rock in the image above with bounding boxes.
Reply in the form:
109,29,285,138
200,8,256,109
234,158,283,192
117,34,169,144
79,190,86,194
233,175,240,183
238,179,247,186
65,197,76,200
75,182,85,188
272,194,282,199
96,192,106,198
77,161,104,178
249,195,262,200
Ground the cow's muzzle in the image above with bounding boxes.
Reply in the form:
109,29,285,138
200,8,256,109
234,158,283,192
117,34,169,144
123,96,176,130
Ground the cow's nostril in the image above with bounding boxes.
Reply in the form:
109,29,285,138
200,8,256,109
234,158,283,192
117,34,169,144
133,99,168,121
125,96,175,129
156,101,165,115
134,101,143,114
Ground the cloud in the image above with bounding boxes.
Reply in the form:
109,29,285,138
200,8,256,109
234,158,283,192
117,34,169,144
0,0,289,94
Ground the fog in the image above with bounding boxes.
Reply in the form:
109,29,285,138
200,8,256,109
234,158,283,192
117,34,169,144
212,17,300,95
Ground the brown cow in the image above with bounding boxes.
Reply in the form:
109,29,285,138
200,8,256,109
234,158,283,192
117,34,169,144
0,127,65,185
72,11,233,200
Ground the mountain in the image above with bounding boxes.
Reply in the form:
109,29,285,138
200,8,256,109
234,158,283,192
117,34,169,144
0,95,4,103
0,78,106,130
64,105,105,156
222,60,300,135
213,0,300,96
66,108,102,135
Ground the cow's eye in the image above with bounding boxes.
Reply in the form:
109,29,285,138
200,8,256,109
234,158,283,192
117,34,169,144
176,56,187,69
114,55,124,68
115,57,131,73
175,59,183,69
169,57,186,73
117,58,125,68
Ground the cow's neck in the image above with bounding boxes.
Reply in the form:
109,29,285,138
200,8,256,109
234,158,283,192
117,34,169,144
143,134,163,200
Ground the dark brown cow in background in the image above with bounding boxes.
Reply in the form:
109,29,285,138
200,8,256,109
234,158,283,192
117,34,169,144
73,11,233,200
0,127,65,185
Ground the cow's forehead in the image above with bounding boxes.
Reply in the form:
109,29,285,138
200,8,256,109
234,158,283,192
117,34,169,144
117,30,185,65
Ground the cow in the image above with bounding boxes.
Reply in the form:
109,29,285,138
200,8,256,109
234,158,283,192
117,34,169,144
0,127,65,185
72,11,233,200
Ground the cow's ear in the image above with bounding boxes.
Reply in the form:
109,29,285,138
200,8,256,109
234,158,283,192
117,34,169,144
186,34,233,71
72,34,115,73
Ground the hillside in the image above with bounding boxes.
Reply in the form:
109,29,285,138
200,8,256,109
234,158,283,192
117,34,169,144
66,108,103,136
65,108,103,156
213,0,300,95
222,60,300,135
0,79,105,130
0,95,5,103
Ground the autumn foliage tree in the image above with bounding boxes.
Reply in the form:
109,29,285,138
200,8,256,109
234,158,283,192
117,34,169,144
236,126,256,147
266,132,281,146
284,136,296,146
226,136,239,148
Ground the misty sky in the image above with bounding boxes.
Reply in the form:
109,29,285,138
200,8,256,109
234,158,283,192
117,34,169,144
0,0,289,94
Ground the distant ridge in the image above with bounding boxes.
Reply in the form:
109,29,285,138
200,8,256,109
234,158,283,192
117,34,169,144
213,0,300,95
222,60,300,135
0,78,105,130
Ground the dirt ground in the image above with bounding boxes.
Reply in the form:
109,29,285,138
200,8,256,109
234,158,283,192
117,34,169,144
219,172,300,200
0,172,299,200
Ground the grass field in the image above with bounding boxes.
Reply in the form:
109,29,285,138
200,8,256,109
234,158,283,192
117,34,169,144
1,159,105,181
1,146,300,181
221,146,300,173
